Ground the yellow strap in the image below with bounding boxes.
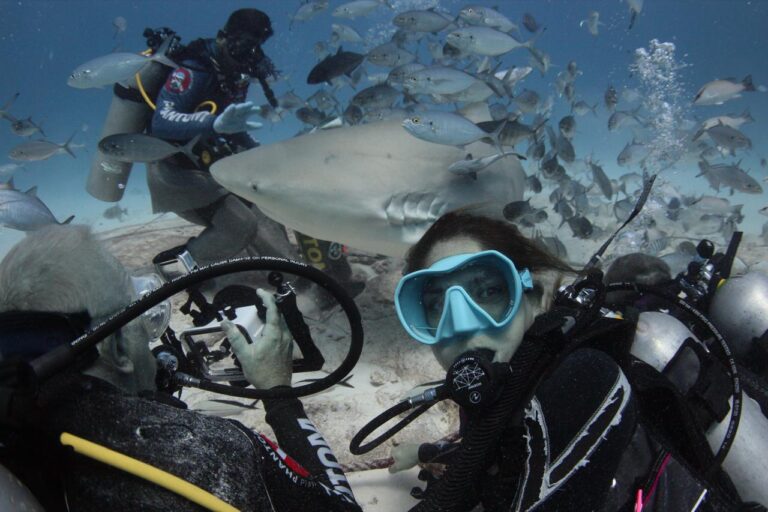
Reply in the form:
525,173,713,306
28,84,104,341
60,432,239,512
135,71,157,111
195,100,218,114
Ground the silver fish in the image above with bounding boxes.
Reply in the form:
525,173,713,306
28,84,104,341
522,13,539,33
448,151,520,179
588,159,613,200
690,195,743,216
447,27,530,57
277,90,306,111
387,63,426,87
617,140,649,167
112,16,127,37
458,5,519,33
693,109,754,140
103,204,128,221
704,122,752,156
393,9,453,33
98,133,200,163
558,116,576,139
10,117,45,137
330,23,363,44
626,0,643,30
513,89,540,113
696,158,762,195
351,83,400,110
528,46,551,76
332,0,390,19
404,66,476,95
495,67,533,92
67,37,176,89
608,108,643,131
290,0,328,28
571,100,597,116
604,85,618,111
367,42,415,67
579,11,602,36
402,111,503,151
0,186,74,231
434,81,496,104
693,75,756,106
9,132,77,161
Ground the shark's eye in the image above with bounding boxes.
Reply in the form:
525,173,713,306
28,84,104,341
412,117,420,124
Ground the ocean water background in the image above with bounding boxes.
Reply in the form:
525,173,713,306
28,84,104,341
0,0,766,258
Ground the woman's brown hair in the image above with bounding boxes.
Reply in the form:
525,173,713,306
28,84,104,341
405,210,573,275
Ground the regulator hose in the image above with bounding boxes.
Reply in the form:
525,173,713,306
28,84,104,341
29,256,364,400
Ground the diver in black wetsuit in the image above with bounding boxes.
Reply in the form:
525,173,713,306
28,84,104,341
148,9,363,298
0,224,361,511
377,211,765,511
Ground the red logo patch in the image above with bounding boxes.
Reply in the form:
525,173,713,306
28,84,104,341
164,68,192,94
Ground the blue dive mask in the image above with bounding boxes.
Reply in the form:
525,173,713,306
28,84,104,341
395,250,533,345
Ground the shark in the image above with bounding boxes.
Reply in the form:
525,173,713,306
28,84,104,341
210,103,525,258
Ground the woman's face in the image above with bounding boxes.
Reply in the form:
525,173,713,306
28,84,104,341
421,236,537,371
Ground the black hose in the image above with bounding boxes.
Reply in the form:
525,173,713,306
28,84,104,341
350,401,433,455
605,282,741,476
258,76,278,108
29,256,364,400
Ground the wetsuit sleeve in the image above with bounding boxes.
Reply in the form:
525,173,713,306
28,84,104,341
262,393,361,511
150,66,216,140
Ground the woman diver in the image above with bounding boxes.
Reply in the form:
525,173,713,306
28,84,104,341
364,210,766,511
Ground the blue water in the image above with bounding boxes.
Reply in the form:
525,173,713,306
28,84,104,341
0,0,766,257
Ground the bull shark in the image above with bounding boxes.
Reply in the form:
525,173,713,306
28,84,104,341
211,103,525,257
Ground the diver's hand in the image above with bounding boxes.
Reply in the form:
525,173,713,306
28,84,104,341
223,288,293,389
213,101,263,134
389,443,421,473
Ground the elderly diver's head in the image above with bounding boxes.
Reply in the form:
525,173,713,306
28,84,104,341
0,224,157,394
397,210,573,370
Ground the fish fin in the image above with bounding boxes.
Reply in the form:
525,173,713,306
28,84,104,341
6,177,14,190
470,171,478,181
742,75,755,92
488,118,508,154
150,36,178,69
62,130,78,159
60,215,75,225
181,134,202,167
24,186,38,197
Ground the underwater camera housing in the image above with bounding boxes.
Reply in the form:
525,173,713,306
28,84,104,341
1,256,363,408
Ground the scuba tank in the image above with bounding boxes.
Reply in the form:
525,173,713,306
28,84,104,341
86,28,181,202
632,311,768,506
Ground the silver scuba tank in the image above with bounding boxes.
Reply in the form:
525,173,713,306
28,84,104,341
0,462,45,512
632,311,768,506
86,60,172,202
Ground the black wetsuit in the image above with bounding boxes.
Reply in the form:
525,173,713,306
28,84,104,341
411,318,746,511
1,372,361,512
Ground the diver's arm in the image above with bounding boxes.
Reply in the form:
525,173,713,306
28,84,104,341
150,66,216,140
263,395,360,509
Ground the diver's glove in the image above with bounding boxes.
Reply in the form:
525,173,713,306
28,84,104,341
389,443,421,473
213,101,263,134
222,288,293,389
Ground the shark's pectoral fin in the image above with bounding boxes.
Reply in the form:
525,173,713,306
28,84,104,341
384,192,450,228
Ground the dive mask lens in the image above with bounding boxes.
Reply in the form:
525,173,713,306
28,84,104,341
395,251,533,345
130,274,171,339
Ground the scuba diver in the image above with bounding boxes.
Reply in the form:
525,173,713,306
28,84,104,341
0,224,362,511
88,8,364,298
352,210,768,511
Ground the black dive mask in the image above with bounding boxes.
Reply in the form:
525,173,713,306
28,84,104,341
224,32,275,79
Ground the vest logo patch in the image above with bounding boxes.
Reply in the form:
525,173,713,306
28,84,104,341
165,68,192,94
